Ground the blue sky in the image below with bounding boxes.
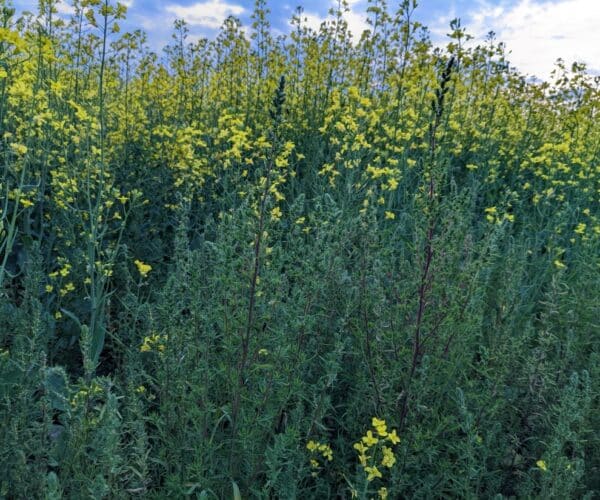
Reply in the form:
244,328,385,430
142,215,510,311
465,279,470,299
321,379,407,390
11,0,600,79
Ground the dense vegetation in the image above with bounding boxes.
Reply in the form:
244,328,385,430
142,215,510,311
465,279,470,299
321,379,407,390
0,0,598,497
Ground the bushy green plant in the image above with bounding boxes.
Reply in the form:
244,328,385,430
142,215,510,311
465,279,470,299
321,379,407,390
0,0,598,497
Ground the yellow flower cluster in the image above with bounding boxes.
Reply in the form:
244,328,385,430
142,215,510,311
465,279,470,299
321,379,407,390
59,282,76,297
270,206,282,222
306,439,333,476
318,86,402,195
140,332,168,353
353,418,400,485
70,381,103,408
484,206,514,224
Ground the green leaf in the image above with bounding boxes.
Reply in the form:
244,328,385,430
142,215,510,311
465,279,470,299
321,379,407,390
232,481,242,500
44,367,70,411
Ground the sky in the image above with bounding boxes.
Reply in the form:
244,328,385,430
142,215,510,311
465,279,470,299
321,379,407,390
10,0,600,80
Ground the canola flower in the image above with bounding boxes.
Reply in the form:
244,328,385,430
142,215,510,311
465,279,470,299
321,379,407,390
387,429,400,445
353,417,401,492
70,381,103,408
362,430,379,446
0,1,598,496
381,446,396,468
365,465,383,481
140,333,168,353
306,440,333,476
60,282,76,297
372,417,388,437
270,206,282,221
134,259,152,278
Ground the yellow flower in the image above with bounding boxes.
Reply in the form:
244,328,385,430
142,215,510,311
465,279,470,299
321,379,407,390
365,465,382,481
135,385,146,394
271,206,282,221
362,430,378,447
134,259,152,278
306,440,318,452
372,417,388,436
60,282,75,296
378,487,388,499
310,458,319,468
384,211,395,220
353,442,368,454
10,143,28,155
319,443,333,461
386,429,400,445
381,446,396,468
553,259,566,270
536,459,547,472
140,338,152,352
45,285,54,293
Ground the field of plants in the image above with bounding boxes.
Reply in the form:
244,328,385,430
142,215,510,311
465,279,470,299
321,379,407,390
0,0,598,497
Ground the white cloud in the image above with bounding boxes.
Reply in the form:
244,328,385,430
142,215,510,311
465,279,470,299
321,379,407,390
449,0,600,79
53,0,133,17
164,1,245,29
344,7,370,40
296,11,326,32
55,1,75,16
290,1,370,40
